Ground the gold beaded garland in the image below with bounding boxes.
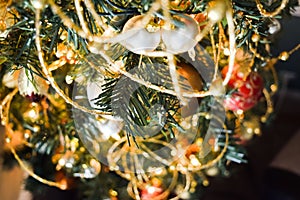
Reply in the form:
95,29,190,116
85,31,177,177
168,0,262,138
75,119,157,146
278,51,289,61
251,33,260,43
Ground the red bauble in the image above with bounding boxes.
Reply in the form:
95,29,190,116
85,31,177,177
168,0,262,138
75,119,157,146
141,185,163,200
140,178,164,200
222,64,264,111
224,92,260,111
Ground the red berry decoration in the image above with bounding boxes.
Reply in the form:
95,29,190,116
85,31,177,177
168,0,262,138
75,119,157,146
222,64,264,111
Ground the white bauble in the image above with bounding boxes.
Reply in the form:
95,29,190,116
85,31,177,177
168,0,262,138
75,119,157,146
120,15,161,54
18,67,49,96
2,69,20,88
162,15,200,54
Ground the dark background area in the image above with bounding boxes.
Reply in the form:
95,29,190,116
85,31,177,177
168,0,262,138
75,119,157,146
202,15,300,200
272,15,300,90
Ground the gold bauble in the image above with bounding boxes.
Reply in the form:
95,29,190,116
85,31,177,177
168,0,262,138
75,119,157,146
278,51,289,61
251,33,260,43
177,61,204,117
207,0,227,23
239,117,261,142
177,61,204,92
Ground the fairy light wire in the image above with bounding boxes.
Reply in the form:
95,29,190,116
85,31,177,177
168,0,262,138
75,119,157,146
285,43,300,57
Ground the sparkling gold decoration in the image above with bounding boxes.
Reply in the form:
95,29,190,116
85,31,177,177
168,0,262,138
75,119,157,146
278,51,290,61
251,33,260,43
0,0,17,37
255,0,289,17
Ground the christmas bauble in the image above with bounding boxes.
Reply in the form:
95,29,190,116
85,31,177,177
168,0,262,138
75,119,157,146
177,61,204,91
207,0,227,23
222,65,264,111
177,61,204,117
86,80,123,140
161,15,200,54
268,18,281,35
119,14,200,54
224,92,260,111
86,80,103,109
140,178,164,200
18,67,49,98
2,69,20,88
120,15,161,54
221,63,249,89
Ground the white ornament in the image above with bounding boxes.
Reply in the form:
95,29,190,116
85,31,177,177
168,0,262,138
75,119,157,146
2,69,20,88
161,15,200,54
120,15,161,54
207,0,227,23
119,14,200,55
18,67,49,96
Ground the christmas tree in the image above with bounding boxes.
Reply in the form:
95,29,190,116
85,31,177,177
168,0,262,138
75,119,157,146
0,0,299,199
